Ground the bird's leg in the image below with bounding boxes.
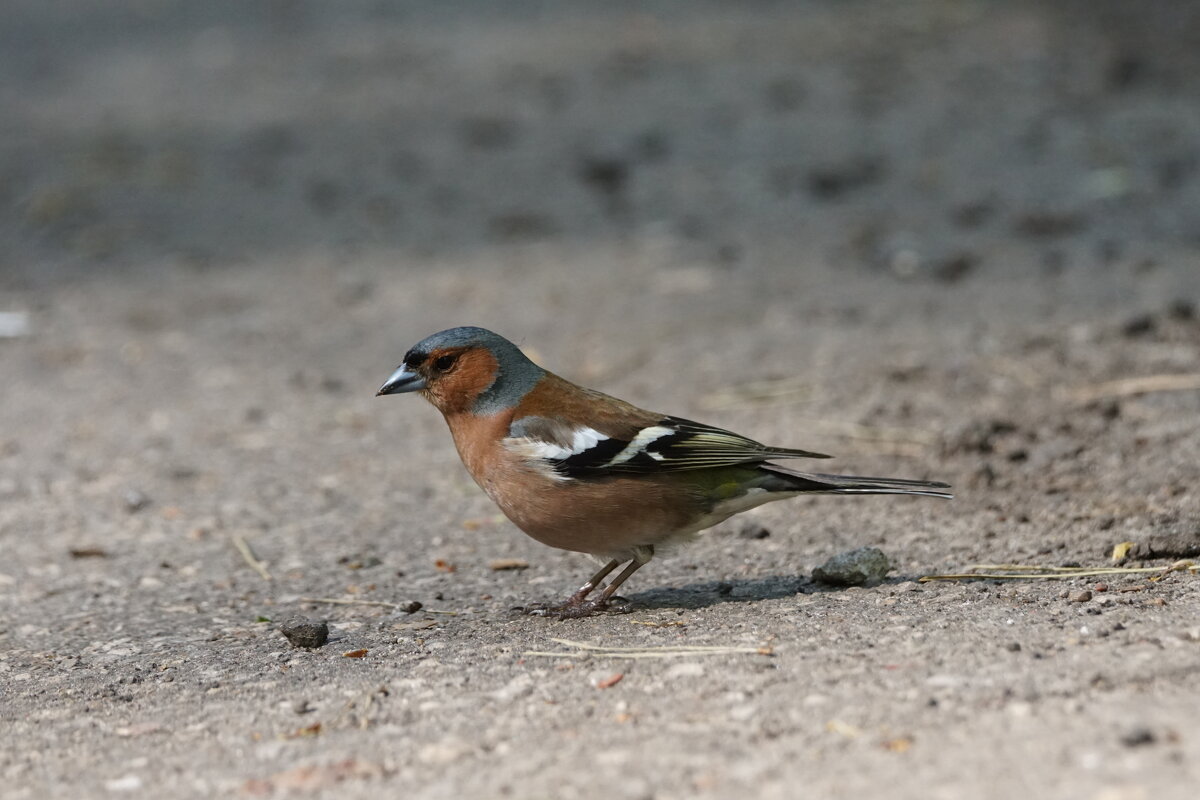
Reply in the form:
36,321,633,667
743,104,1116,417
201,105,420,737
520,559,621,617
564,559,622,606
589,558,646,613
523,549,652,619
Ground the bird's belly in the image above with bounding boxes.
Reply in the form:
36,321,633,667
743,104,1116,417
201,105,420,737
480,472,701,561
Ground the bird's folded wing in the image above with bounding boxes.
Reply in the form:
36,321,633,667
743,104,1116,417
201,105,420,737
507,415,830,479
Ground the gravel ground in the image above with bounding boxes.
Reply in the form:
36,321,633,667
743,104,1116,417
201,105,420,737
2,2,1199,798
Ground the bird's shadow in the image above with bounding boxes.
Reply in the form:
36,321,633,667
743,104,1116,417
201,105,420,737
624,574,917,611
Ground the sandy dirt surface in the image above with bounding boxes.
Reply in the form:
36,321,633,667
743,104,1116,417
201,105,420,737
3,2,1200,798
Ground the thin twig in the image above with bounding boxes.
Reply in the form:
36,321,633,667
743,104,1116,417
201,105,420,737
231,535,271,581
1069,373,1200,404
551,638,764,653
523,638,772,659
920,561,1197,582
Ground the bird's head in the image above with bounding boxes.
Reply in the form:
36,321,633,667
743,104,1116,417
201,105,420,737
377,326,545,416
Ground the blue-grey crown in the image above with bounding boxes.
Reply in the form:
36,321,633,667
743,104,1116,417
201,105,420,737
405,326,545,415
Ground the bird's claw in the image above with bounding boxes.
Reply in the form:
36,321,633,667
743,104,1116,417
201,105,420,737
515,595,633,619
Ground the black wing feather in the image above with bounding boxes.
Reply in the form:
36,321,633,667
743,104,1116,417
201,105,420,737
548,415,830,479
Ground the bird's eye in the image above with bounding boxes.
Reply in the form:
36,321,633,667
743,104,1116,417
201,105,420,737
433,354,458,372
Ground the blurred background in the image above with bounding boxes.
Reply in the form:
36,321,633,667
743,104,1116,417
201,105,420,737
3,0,1197,522
4,1,1198,294
2,2,1199,796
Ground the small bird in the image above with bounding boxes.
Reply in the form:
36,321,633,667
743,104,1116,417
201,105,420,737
378,326,950,617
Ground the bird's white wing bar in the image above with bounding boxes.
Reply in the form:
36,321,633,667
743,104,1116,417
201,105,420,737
506,416,614,478
570,426,610,454
507,414,831,480
606,425,673,465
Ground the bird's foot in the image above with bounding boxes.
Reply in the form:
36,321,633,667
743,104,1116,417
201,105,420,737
517,595,633,619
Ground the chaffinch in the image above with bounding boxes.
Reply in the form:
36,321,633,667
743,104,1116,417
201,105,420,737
378,326,951,617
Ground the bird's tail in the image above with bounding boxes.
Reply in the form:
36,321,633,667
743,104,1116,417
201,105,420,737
761,464,953,499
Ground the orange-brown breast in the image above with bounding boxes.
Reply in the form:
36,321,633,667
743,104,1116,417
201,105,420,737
443,407,514,485
442,401,703,560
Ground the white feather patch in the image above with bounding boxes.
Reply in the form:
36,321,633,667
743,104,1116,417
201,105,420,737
516,439,573,461
570,427,609,454
507,426,609,463
607,425,673,466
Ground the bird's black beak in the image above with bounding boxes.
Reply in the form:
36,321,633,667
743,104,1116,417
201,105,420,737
376,365,427,396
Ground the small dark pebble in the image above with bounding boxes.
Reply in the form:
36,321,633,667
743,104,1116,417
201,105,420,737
1014,211,1085,239
280,616,329,649
1120,727,1156,747
807,156,886,200
735,520,771,540
932,252,977,283
945,418,1017,455
1121,314,1156,338
579,157,628,198
1005,642,1022,652
1168,299,1195,321
69,546,109,559
399,600,423,614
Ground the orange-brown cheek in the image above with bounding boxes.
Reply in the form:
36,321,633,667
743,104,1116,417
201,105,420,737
426,350,500,415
